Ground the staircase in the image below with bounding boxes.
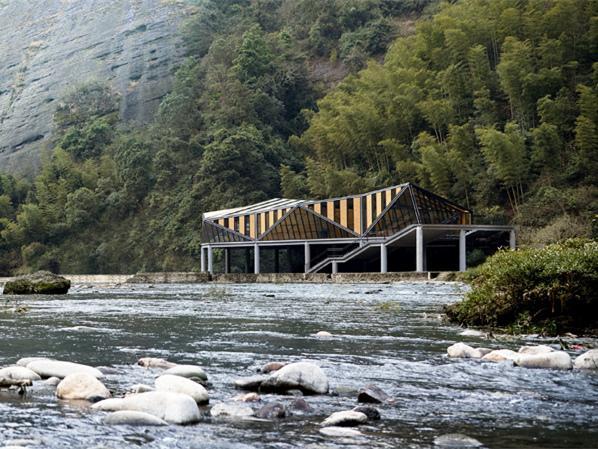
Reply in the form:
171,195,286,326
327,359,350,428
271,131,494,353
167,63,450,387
307,225,419,273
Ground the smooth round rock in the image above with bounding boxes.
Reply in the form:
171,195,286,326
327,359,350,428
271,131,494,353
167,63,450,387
261,362,329,395
0,366,41,381
128,384,155,394
574,349,598,369
518,345,554,355
320,426,363,437
233,375,268,391
210,402,254,418
434,433,483,448
292,397,311,412
515,351,572,370
459,329,486,337
104,410,168,426
16,357,51,367
56,373,111,401
321,410,367,427
44,377,61,386
260,362,286,373
447,343,483,358
155,374,209,404
137,357,176,369
163,365,207,381
357,384,389,404
93,391,200,425
27,360,103,379
482,349,519,363
314,331,333,337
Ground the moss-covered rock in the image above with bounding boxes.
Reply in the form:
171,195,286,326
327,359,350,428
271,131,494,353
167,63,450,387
3,271,71,295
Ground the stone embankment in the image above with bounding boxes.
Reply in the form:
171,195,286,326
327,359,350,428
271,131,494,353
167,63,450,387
0,271,435,288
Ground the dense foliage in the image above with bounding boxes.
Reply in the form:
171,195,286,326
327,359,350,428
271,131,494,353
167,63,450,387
0,0,430,274
445,239,598,335
0,0,595,275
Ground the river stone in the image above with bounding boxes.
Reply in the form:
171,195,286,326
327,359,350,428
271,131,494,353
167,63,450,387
103,410,168,426
209,403,254,418
3,271,70,295
573,349,598,370
56,373,111,401
155,374,209,404
447,343,483,358
93,391,201,425
515,351,572,370
233,392,261,402
27,360,103,379
0,366,41,381
434,433,483,448
357,384,390,404
518,345,554,355
321,410,367,427
255,401,287,419
233,375,268,391
314,331,333,337
353,406,381,420
261,362,329,395
128,384,155,394
137,357,176,369
292,397,312,412
260,362,286,373
319,426,363,437
44,377,61,386
16,357,52,367
163,365,208,381
482,349,519,363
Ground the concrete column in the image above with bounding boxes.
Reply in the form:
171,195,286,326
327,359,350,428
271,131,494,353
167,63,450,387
459,229,467,272
200,246,206,273
254,244,260,274
416,226,424,272
332,261,338,274
304,242,311,273
207,245,213,274
380,244,388,273
224,248,230,274
509,229,516,249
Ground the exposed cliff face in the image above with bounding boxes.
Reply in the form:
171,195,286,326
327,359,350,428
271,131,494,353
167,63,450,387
0,0,188,175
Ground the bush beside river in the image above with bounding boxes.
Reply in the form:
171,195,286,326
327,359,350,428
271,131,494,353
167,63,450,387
445,239,598,336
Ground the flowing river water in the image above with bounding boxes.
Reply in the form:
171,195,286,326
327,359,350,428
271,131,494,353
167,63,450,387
0,282,596,449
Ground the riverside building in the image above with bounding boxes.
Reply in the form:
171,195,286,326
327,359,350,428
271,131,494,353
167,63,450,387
200,183,515,274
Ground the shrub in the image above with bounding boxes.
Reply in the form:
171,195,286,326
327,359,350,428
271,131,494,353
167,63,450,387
445,239,598,335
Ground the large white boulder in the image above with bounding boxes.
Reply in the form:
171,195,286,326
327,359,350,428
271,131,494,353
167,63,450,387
321,410,367,427
56,373,111,401
27,360,103,379
163,365,207,381
261,362,329,394
155,374,209,404
320,427,363,437
447,343,483,358
16,357,51,367
104,411,168,426
518,345,554,355
0,366,41,381
93,391,200,425
515,351,572,370
482,349,519,363
573,349,598,370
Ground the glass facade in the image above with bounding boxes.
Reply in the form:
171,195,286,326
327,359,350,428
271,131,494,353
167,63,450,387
261,207,356,241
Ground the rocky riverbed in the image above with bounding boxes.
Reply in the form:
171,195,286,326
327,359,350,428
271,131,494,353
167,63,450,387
0,282,596,448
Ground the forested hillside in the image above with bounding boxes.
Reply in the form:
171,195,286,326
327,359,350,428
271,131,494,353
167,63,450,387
0,0,595,275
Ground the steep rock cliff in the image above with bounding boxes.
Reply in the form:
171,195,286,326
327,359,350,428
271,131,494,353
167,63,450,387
0,0,188,174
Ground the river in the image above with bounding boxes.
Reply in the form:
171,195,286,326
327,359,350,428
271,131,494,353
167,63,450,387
0,282,596,448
